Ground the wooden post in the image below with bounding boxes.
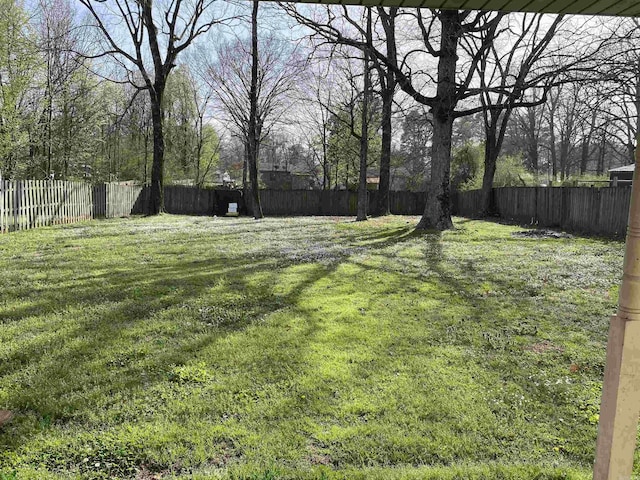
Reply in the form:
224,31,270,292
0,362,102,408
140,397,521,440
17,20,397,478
594,139,640,479
0,171,4,233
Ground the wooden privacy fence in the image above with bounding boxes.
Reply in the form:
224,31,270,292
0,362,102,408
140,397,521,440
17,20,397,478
0,180,144,233
159,187,426,216
0,180,426,233
454,187,633,237
8,181,632,237
94,183,146,218
255,190,425,216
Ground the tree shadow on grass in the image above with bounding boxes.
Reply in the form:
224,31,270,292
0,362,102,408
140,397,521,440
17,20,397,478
0,229,349,472
0,217,600,475
0,218,424,474
340,225,604,466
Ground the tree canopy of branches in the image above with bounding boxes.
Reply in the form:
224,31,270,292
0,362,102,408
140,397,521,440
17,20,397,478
285,6,506,230
464,13,564,214
78,0,231,214
202,27,303,217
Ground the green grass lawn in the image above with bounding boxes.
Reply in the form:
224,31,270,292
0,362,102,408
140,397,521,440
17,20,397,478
0,215,630,479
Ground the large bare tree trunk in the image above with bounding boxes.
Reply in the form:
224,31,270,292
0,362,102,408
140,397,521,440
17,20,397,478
416,10,458,231
79,0,230,216
356,8,372,222
480,137,498,216
375,82,393,216
374,7,398,217
149,88,165,215
248,0,263,219
418,112,454,230
480,108,514,216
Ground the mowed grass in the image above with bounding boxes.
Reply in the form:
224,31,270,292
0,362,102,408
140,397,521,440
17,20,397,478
0,215,631,479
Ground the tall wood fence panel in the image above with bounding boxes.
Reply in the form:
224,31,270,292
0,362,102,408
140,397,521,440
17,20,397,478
138,187,426,217
164,186,216,215
455,187,632,237
256,190,425,216
106,184,145,218
535,188,564,227
1,181,426,234
156,187,426,217
454,189,484,218
387,191,427,215
260,190,358,215
0,180,143,233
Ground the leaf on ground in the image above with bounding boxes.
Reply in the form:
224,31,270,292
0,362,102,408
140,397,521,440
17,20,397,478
0,410,14,427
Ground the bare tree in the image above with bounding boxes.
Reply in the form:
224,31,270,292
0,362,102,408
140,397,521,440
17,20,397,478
372,7,398,216
461,13,564,214
36,0,86,179
285,6,505,230
297,68,335,190
594,18,640,164
546,83,584,181
248,0,262,219
185,70,218,188
356,7,372,222
508,104,545,174
202,28,304,216
78,0,232,214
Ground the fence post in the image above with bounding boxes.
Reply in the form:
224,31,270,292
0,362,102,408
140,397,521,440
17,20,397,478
0,172,3,233
13,180,19,232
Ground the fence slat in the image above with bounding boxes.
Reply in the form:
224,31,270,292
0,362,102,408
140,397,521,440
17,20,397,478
10,182,633,237
456,186,632,237
0,180,144,234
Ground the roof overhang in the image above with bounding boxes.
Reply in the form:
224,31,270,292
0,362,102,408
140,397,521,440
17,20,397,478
294,0,640,17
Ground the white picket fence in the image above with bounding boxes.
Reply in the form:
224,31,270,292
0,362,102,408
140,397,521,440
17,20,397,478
0,178,144,233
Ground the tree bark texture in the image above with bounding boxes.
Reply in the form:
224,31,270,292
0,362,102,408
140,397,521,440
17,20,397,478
149,87,165,215
248,0,263,219
375,80,393,216
416,10,458,231
374,7,397,217
480,107,513,215
142,2,168,215
418,112,454,230
356,8,372,222
480,135,498,216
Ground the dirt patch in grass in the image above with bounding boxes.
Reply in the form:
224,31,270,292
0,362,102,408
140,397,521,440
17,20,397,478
305,441,334,467
512,229,573,239
136,465,167,480
525,340,565,354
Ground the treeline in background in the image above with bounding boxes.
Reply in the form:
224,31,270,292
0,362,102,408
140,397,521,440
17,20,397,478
1,0,639,199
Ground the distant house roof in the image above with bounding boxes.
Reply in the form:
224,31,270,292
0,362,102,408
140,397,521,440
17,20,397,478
609,165,636,173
